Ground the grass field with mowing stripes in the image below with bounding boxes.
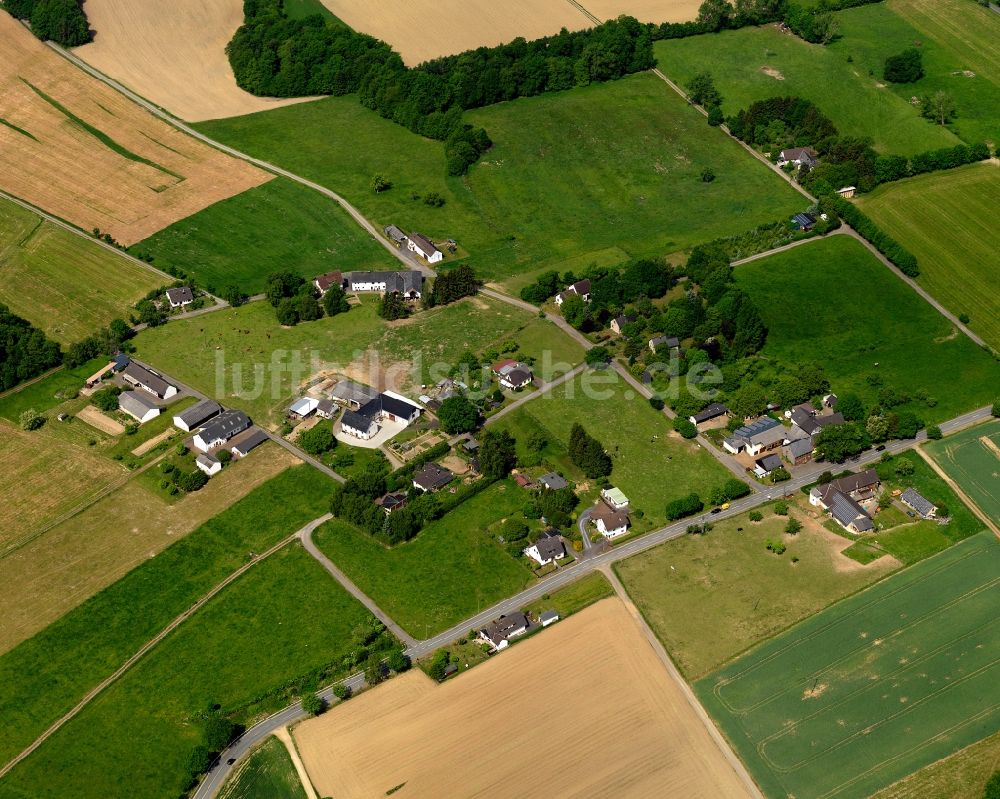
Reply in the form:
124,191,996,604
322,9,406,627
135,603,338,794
924,420,1000,526
697,531,1000,799
857,164,1000,353
219,736,306,799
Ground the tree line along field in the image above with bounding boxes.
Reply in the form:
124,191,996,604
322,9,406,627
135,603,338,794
696,531,1000,799
314,481,535,637
134,178,397,294
857,164,1000,353
132,294,582,429
733,235,1000,424
0,466,332,770
0,199,164,343
490,374,732,527
0,444,298,656
0,544,381,799
925,420,1000,527
615,505,900,680
0,11,269,244
196,72,804,288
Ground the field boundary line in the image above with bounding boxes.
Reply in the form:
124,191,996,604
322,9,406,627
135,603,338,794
0,527,306,780
916,445,1000,538
274,726,320,799
0,364,64,400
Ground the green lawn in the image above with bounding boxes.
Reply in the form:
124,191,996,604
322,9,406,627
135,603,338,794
0,356,106,422
0,466,333,767
132,295,578,428
492,373,735,527
0,544,378,799
837,0,1000,147
313,481,534,636
196,73,803,286
857,164,1000,353
134,178,396,294
219,737,307,799
696,530,1000,799
0,199,163,343
734,235,1000,423
655,27,957,155
925,420,1000,526
523,571,614,620
615,506,896,679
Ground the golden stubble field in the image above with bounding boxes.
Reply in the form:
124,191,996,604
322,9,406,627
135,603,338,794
74,0,318,122
0,445,297,655
582,0,703,24
294,598,754,798
0,12,269,244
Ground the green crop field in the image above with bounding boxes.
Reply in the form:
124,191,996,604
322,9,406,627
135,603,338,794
615,506,897,679
314,481,534,636
133,295,579,427
0,544,378,799
925,420,1000,526
697,531,1000,799
197,73,803,286
493,374,746,527
655,27,957,156
0,199,163,343
134,178,395,294
870,730,1000,799
219,736,306,799
0,466,333,768
734,235,1000,424
834,0,1000,147
857,164,1000,352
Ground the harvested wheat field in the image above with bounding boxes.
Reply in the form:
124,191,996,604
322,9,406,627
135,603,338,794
580,0,701,24
295,598,753,799
0,12,269,244
0,444,296,654
75,0,317,121
318,0,593,65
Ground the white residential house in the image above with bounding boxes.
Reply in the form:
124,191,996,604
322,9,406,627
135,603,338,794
340,410,379,440
121,362,177,400
193,410,251,452
522,532,566,566
230,428,268,457
196,453,222,477
173,399,221,433
479,613,529,651
407,233,443,263
554,279,591,306
539,610,560,627
492,359,533,390
312,271,343,296
165,286,194,308
777,147,819,169
592,502,630,539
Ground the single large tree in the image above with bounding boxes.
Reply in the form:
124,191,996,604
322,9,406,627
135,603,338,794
478,429,517,479
438,395,478,434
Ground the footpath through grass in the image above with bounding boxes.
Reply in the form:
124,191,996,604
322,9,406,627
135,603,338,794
925,420,1000,526
735,235,1000,424
0,199,162,343
0,466,333,768
696,531,1000,799
135,177,395,294
197,73,803,286
219,736,306,799
0,544,376,799
314,481,534,637
858,164,1000,353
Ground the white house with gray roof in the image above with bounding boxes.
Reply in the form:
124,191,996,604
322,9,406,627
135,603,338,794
118,390,161,423
193,410,251,452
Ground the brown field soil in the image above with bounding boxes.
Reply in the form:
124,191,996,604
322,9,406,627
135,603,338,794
580,0,702,24
74,0,317,122
318,0,593,66
0,12,269,244
0,444,296,654
294,598,753,799
0,419,125,550
76,405,126,435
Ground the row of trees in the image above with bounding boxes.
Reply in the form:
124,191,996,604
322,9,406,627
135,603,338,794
426,264,479,307
4,0,91,46
0,304,62,391
264,270,349,325
568,423,612,479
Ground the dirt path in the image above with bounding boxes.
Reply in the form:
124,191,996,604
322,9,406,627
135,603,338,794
130,428,173,456
76,405,126,436
273,727,318,799
915,446,1000,538
601,566,765,799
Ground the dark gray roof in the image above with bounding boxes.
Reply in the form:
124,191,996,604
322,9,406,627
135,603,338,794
539,610,559,623
790,406,820,435
649,335,679,349
504,367,532,386
481,612,529,646
316,398,335,414
413,462,453,491
166,286,194,304
384,225,407,242
569,279,591,295
378,492,408,511
122,362,174,397
230,427,268,454
330,380,379,406
358,393,421,421
198,409,250,443
756,454,784,472
786,437,814,458
592,501,630,530
342,409,376,432
408,232,439,256
346,270,423,294
691,402,728,424
612,314,636,328
815,412,845,429
119,390,159,416
196,452,220,468
538,472,568,490
533,532,565,561
901,488,936,517
829,491,872,531
175,398,221,428
733,416,781,439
